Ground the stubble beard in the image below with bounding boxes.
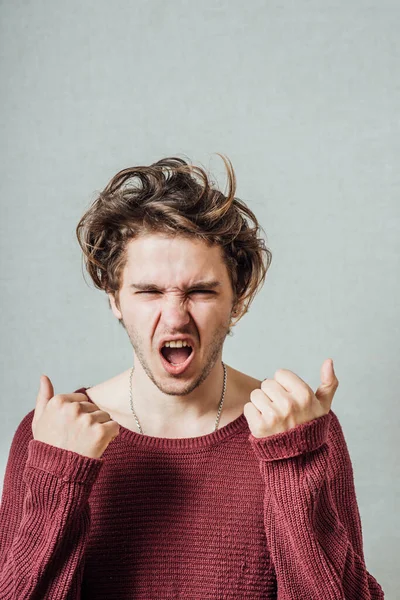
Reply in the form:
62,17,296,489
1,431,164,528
120,316,230,397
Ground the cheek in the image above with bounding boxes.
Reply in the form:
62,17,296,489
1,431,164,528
201,307,232,331
123,297,153,315
195,304,227,325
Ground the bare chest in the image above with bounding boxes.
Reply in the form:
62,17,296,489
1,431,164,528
86,389,245,438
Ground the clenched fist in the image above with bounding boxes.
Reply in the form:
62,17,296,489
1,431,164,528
32,375,120,459
244,359,338,438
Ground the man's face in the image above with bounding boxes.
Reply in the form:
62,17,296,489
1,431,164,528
108,233,236,397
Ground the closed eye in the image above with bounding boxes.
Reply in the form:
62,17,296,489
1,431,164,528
137,290,215,295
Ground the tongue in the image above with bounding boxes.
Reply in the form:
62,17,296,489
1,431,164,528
162,346,192,364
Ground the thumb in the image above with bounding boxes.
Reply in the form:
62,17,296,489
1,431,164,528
314,358,339,412
35,374,55,419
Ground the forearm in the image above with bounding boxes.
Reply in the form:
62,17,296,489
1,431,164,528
249,412,385,600
0,440,103,600
261,444,384,599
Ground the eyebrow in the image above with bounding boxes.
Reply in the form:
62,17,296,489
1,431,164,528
129,280,222,291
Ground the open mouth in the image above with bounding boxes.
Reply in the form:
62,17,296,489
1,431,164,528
159,341,195,375
160,345,193,365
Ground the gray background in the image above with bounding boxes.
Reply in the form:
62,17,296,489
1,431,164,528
0,0,398,596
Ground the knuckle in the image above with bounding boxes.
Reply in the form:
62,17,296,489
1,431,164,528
51,394,64,408
303,392,314,406
249,389,258,402
83,411,95,424
244,401,253,414
92,422,106,440
69,402,81,416
274,368,287,379
253,388,265,401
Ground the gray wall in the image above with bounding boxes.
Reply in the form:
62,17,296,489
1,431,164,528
1,0,398,596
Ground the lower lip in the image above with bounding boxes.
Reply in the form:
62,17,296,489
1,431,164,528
159,347,195,375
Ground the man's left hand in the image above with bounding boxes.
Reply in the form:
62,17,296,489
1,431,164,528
244,359,339,439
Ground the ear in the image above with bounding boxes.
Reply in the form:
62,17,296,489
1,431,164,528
108,292,122,320
232,298,245,319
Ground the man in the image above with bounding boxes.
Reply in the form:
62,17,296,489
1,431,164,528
0,155,384,598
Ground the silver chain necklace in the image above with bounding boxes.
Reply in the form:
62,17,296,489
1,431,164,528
129,361,227,434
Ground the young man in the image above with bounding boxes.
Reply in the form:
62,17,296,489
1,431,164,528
0,156,384,598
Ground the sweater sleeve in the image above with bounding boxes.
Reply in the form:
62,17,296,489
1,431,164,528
248,409,385,600
0,410,104,600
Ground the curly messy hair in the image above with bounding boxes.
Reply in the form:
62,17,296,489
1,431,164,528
76,154,272,336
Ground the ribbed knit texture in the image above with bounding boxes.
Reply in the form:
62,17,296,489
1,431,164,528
0,387,384,599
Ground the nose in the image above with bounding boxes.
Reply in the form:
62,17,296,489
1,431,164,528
160,295,191,329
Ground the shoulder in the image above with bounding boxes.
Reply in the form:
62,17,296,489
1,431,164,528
83,369,131,412
227,365,263,412
228,364,262,390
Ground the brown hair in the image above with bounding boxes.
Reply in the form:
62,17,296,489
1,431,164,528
76,154,272,336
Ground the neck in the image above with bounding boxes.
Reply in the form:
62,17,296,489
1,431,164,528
126,359,231,435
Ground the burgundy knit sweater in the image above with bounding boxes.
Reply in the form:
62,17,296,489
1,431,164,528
0,387,384,599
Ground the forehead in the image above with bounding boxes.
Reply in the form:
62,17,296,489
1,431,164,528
123,233,229,285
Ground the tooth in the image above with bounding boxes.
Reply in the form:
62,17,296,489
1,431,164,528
162,340,192,348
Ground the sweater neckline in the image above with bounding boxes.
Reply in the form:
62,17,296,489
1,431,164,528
76,387,249,452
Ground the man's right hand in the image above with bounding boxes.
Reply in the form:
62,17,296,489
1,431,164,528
32,375,120,459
